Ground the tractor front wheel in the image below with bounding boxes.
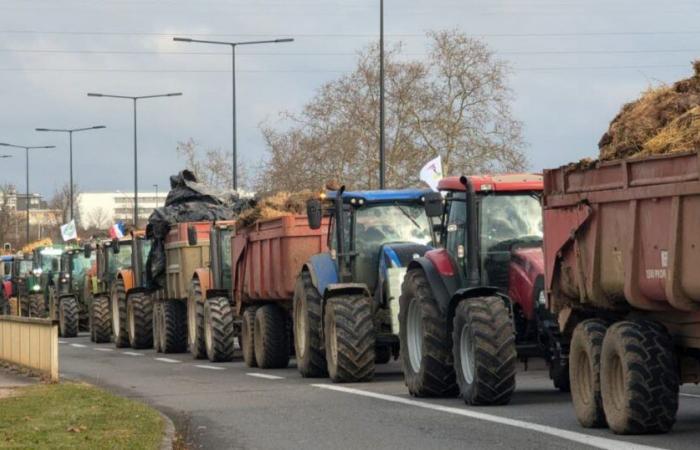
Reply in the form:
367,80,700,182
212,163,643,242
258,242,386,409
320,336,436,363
112,279,129,348
188,277,207,359
203,297,234,362
293,272,327,377
128,293,153,349
91,296,112,343
58,297,79,338
28,294,46,318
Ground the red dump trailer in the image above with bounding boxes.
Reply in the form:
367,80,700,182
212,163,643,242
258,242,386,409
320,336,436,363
543,151,700,435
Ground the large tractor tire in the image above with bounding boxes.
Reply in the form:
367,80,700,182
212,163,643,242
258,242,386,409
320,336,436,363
112,279,130,348
452,297,516,405
188,277,207,359
91,296,112,343
399,269,457,397
159,300,187,354
569,319,608,428
293,272,327,377
241,307,258,367
153,302,163,353
127,293,153,349
600,320,678,434
58,297,79,338
254,304,290,369
203,297,234,362
324,294,375,383
28,294,46,318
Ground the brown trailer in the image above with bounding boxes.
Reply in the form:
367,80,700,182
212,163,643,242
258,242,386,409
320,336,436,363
543,151,700,435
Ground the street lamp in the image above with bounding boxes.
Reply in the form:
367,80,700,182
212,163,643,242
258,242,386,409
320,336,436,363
173,36,294,191
35,125,106,222
0,143,55,244
87,92,182,228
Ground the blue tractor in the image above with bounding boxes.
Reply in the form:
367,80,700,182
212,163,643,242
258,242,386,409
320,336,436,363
294,187,441,382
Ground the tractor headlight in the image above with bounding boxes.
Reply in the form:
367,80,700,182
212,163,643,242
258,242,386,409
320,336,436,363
64,274,70,279
32,285,41,291
537,290,546,306
33,268,43,276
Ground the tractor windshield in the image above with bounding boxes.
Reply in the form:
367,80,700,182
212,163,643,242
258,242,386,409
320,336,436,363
18,260,33,275
110,245,133,275
72,255,93,279
355,203,432,252
219,229,233,290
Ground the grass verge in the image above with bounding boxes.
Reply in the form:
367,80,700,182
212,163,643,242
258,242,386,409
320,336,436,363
0,382,164,449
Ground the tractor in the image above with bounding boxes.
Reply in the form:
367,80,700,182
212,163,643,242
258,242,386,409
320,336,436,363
118,231,153,349
398,174,567,406
11,254,41,316
297,187,438,382
58,247,95,333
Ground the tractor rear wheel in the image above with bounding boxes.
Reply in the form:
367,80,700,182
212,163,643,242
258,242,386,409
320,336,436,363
188,277,207,359
324,294,375,383
570,319,608,428
127,293,153,349
293,272,327,377
399,269,457,397
91,296,112,344
58,297,79,338
241,307,258,367
452,297,516,405
601,320,678,434
112,279,129,348
203,297,234,362
160,300,187,353
254,304,290,369
28,294,45,318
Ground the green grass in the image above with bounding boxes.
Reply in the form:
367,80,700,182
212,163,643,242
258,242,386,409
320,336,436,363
0,383,164,449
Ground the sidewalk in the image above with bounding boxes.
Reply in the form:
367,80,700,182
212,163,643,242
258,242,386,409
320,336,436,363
0,368,37,396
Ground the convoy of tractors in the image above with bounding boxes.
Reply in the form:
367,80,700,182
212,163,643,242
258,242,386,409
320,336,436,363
2,149,698,437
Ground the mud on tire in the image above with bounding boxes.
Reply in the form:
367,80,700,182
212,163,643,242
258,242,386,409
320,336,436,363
293,272,327,377
204,297,234,362
254,304,290,369
570,319,608,428
58,296,79,338
128,293,153,349
601,320,679,434
91,296,112,343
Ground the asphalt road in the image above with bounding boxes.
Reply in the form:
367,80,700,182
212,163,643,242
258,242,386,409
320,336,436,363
58,334,700,450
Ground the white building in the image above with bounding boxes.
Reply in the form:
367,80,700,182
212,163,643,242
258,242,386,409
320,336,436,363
78,191,168,230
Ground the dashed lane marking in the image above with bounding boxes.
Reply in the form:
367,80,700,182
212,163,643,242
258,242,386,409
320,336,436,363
247,373,284,380
70,343,86,348
122,352,144,356
58,340,67,344
93,348,114,352
312,384,666,450
195,365,226,371
155,358,181,364
681,393,700,399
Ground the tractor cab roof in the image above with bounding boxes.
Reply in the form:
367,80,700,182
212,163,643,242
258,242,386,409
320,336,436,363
326,188,432,205
438,174,543,193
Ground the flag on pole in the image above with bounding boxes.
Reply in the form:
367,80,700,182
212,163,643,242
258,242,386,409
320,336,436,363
109,222,126,239
60,220,78,241
419,156,443,191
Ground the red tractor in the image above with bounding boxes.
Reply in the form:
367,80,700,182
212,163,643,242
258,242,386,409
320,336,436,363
399,174,567,405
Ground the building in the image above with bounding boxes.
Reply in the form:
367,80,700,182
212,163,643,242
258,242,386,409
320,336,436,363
78,191,168,230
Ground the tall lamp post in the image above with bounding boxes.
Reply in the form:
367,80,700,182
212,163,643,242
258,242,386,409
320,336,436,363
87,92,182,228
173,36,294,191
379,0,386,189
0,143,55,243
35,125,106,222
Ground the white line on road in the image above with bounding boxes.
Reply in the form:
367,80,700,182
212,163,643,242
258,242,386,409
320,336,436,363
58,340,67,344
155,358,181,364
122,352,144,356
312,384,667,450
195,365,226,371
247,373,284,380
70,343,86,348
93,348,114,352
681,393,700,399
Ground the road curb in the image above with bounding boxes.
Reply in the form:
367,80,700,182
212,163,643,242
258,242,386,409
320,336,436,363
159,410,176,450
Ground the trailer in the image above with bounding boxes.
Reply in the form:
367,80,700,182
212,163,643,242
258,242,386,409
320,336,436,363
543,150,700,434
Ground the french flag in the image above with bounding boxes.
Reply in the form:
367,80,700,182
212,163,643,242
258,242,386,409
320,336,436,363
109,222,126,239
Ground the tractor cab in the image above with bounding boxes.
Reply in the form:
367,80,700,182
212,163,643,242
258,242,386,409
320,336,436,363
204,222,235,294
59,248,93,296
12,255,37,298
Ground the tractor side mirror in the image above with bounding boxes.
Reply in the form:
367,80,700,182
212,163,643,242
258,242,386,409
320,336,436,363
307,199,322,230
423,192,443,218
112,238,120,254
83,244,92,259
187,225,198,246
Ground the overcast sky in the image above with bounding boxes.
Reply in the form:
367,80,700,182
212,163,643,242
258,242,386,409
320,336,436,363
1,0,698,197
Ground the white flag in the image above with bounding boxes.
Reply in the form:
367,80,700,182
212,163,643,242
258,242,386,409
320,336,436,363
60,220,78,241
419,156,443,191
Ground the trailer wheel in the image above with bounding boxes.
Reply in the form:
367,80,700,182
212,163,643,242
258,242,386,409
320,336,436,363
324,294,375,383
160,300,187,353
203,297,234,362
241,308,258,367
91,296,112,343
569,319,608,428
293,272,327,377
188,277,207,359
112,279,129,348
601,320,678,434
58,297,79,338
399,269,457,397
128,293,153,349
28,293,45,318
452,297,516,405
253,304,290,369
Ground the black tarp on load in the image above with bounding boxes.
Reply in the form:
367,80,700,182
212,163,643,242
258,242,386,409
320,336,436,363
145,170,246,289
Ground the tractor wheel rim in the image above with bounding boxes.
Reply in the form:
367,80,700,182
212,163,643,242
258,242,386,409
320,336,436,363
294,297,307,360
460,323,475,385
112,294,120,335
128,302,135,343
407,297,423,374
576,349,593,406
204,307,212,352
610,353,625,411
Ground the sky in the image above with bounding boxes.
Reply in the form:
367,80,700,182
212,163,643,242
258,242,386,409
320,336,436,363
1,0,699,198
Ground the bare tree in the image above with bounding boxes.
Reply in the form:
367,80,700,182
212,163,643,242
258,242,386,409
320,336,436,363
176,139,248,192
258,30,527,192
0,185,17,247
85,206,111,230
49,183,81,226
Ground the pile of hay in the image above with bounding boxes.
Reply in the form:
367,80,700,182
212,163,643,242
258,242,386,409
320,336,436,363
599,60,700,160
237,190,315,228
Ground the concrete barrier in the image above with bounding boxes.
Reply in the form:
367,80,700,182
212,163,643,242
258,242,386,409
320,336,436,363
0,316,58,381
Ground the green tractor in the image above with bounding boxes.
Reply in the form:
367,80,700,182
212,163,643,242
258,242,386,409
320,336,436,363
15,254,44,317
59,247,95,334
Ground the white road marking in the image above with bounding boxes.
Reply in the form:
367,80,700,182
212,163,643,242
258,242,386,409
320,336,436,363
155,357,181,364
93,348,114,352
58,340,67,344
681,393,700,399
312,385,667,450
247,373,284,380
122,351,144,357
70,343,86,348
195,365,226,371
